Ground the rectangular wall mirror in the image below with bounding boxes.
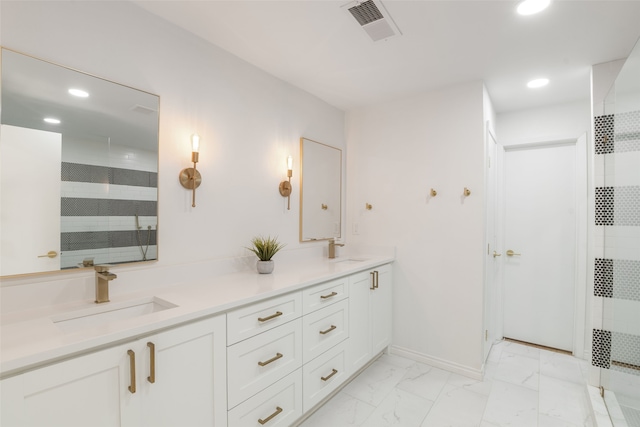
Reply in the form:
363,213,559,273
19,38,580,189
0,48,159,277
299,137,342,242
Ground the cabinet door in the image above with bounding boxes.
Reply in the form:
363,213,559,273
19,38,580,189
371,264,392,355
141,315,226,427
2,343,137,427
347,270,373,374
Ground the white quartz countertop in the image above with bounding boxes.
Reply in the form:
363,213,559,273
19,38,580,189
0,255,393,377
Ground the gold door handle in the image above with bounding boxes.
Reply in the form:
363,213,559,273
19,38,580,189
258,352,283,367
493,251,501,258
506,250,521,257
258,407,283,425
147,342,155,384
321,368,338,381
320,291,337,299
38,251,58,258
258,311,283,322
127,349,136,394
319,325,337,335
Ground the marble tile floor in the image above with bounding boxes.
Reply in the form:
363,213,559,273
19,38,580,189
299,340,594,427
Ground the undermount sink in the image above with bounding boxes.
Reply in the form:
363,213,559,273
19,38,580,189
332,258,368,265
52,297,178,334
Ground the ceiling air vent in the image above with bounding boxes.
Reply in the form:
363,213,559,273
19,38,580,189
346,0,401,42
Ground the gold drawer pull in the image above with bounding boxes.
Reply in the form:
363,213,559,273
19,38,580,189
321,368,338,381
127,349,136,394
147,342,155,384
319,325,337,335
320,291,338,299
258,311,283,322
258,406,283,425
258,352,283,367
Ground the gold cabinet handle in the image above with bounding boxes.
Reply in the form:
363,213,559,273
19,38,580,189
319,325,337,335
258,406,283,425
147,342,155,384
258,311,283,322
258,352,283,367
37,251,58,258
493,251,501,258
320,291,338,299
321,368,338,382
374,270,379,289
370,271,376,290
127,349,136,394
506,250,521,257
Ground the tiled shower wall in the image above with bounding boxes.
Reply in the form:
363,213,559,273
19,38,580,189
592,110,640,375
59,136,157,269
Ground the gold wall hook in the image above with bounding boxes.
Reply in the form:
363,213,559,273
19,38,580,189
463,187,471,196
430,188,437,197
365,203,373,210
321,203,328,210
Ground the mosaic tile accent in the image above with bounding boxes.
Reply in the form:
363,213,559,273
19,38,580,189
593,329,612,369
61,230,157,251
595,114,615,155
595,186,640,226
61,198,157,217
594,111,640,154
61,162,157,188
594,258,640,301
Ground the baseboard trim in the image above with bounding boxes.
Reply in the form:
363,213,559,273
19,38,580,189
389,345,483,381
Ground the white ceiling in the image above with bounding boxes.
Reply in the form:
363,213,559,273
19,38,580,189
134,0,640,113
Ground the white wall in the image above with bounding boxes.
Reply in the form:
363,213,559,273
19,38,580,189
346,81,487,375
0,1,344,309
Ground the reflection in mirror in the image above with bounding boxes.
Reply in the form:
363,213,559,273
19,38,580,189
299,137,342,242
0,48,159,277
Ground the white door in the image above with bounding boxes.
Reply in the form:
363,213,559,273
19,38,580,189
502,141,577,351
483,128,501,361
0,124,61,275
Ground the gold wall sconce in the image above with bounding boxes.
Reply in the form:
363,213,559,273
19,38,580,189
430,188,437,197
179,133,202,207
365,203,373,210
279,155,293,210
463,187,471,196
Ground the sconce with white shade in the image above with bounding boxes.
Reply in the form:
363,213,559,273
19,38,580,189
179,133,202,207
279,155,293,210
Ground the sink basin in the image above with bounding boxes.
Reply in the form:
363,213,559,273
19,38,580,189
52,297,178,333
333,258,368,265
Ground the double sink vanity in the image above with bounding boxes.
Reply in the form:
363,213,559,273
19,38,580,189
0,255,393,426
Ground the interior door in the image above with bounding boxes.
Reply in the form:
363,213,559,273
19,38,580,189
0,124,61,275
502,140,577,351
483,128,500,362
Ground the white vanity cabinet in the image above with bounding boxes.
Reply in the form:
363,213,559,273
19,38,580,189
347,264,393,374
0,315,227,427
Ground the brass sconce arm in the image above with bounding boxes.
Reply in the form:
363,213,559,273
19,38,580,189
279,155,293,210
179,134,202,207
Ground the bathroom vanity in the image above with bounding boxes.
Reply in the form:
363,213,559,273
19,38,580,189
0,257,393,427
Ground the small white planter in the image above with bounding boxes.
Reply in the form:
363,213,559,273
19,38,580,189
256,260,274,274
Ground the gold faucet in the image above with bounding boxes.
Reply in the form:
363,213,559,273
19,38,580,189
328,238,344,259
94,265,117,303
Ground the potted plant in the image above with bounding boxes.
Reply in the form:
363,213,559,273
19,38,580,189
246,235,285,274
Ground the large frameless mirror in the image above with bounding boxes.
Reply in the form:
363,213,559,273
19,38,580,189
0,48,159,277
299,137,342,242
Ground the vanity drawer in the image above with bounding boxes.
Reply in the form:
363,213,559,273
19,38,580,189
228,369,303,427
302,299,349,363
302,277,348,315
227,291,302,345
227,320,302,409
303,340,348,412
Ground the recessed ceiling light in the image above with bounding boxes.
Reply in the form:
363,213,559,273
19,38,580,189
44,117,61,124
68,88,89,98
517,0,550,15
527,78,549,89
